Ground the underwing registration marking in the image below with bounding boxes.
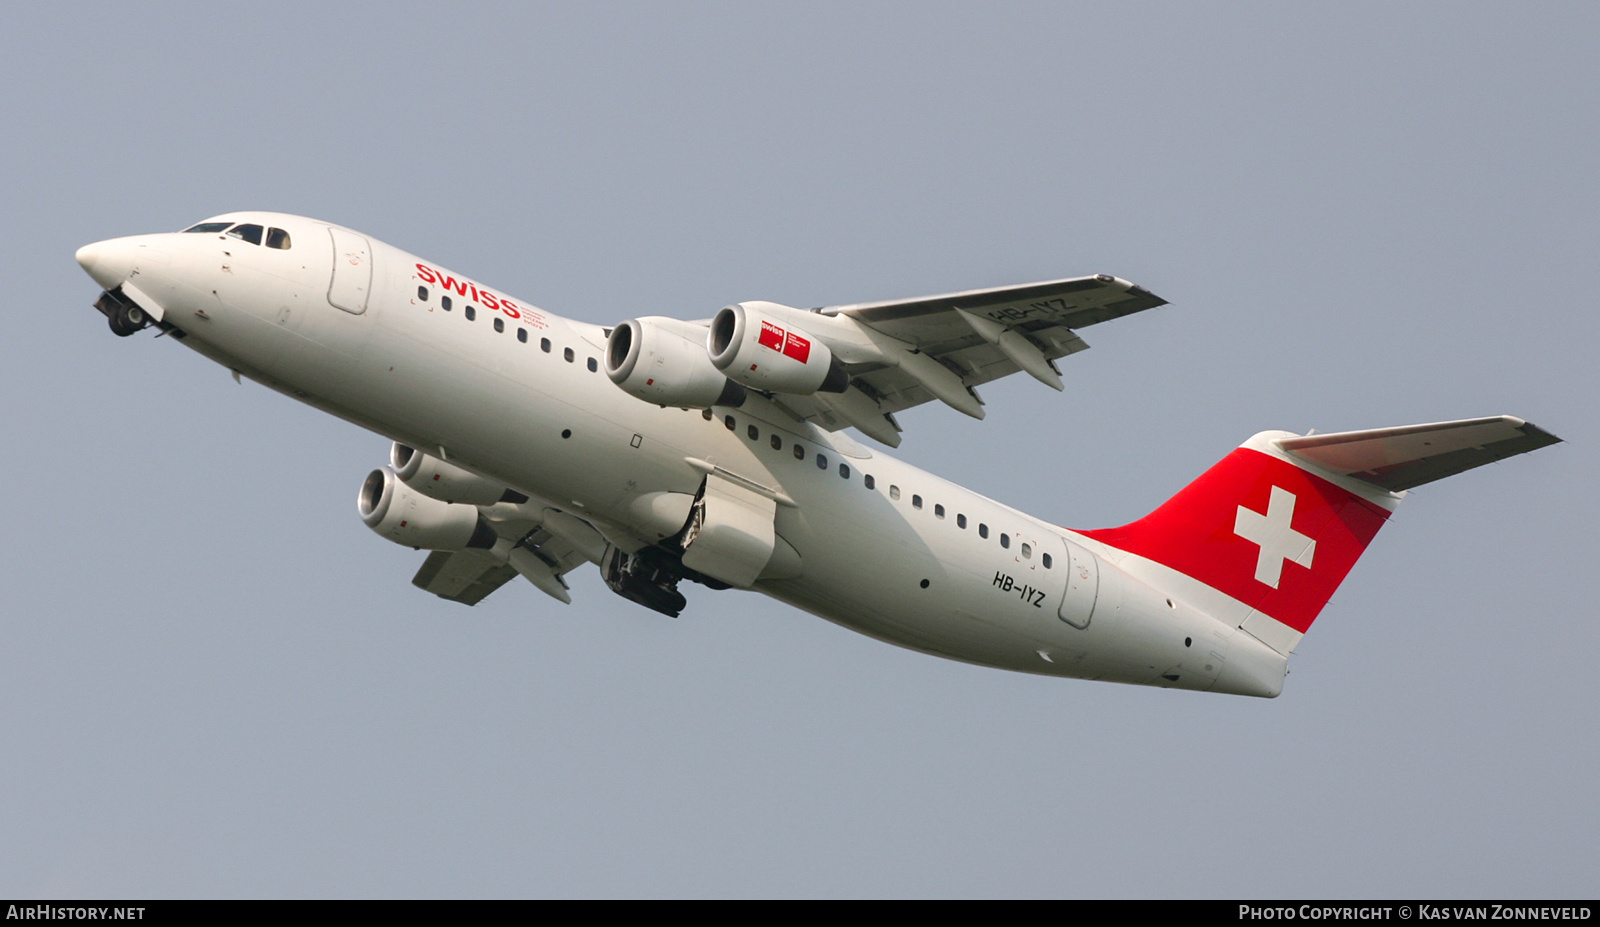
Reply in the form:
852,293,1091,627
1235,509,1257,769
984,297,1073,323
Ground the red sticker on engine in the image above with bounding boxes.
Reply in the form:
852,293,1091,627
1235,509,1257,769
782,331,810,363
758,322,785,352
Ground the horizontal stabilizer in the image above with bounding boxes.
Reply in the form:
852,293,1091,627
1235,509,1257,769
1278,416,1562,492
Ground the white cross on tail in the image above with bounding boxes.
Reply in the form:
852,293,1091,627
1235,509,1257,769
1233,485,1315,588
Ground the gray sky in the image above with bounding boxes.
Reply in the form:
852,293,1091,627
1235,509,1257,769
3,1,1594,898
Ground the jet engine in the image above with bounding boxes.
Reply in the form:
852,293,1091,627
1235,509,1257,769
708,302,848,395
389,443,529,506
357,467,498,551
605,316,747,408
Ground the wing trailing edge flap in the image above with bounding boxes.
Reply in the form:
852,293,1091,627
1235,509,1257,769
788,275,1163,437
761,387,904,448
1277,416,1562,492
412,550,519,606
708,275,1161,446
410,507,610,606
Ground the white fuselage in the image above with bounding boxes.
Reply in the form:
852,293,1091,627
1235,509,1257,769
78,212,1287,696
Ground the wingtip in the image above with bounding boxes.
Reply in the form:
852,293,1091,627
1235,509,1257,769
1503,415,1563,447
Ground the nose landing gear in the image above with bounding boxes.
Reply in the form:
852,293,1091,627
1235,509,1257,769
94,289,149,337
108,303,147,337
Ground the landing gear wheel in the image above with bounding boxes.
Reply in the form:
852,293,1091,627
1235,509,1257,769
107,303,147,337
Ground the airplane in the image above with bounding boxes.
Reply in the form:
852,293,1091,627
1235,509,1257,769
74,211,1561,697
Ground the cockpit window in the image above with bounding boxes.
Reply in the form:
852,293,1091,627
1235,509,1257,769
226,223,264,245
184,222,233,234
265,227,291,250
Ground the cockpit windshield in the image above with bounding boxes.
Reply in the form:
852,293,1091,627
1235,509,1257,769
226,223,264,245
182,220,292,249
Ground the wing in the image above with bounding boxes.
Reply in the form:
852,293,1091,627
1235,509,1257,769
823,274,1165,330
768,275,1166,445
410,507,606,606
412,550,519,605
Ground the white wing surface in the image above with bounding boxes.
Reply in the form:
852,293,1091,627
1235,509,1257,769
411,509,603,606
412,550,520,605
768,275,1166,445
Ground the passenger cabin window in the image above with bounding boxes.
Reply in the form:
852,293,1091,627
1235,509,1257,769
935,504,945,519
889,486,901,501
517,328,528,343
418,286,429,301
442,296,453,311
957,514,967,529
493,317,504,333
816,453,828,471
541,337,551,352
265,227,292,249
912,494,923,509
1000,533,1010,548
587,357,598,372
865,475,875,489
770,435,782,450
1021,543,1032,558
979,524,989,539
184,222,232,234
724,415,736,430
226,223,264,245
1042,553,1053,569
465,306,476,321
748,425,760,441
563,347,574,362
838,463,850,479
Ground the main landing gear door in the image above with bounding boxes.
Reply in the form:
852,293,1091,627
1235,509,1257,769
327,226,373,314
1057,538,1100,630
679,472,778,588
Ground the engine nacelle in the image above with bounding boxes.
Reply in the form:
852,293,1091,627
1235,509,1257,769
605,316,747,409
357,467,498,551
708,302,848,395
389,443,528,507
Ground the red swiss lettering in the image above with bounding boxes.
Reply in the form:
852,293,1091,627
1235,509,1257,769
758,321,785,353
415,264,527,322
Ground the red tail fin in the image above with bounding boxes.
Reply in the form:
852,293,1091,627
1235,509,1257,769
1078,417,1558,653
1079,433,1394,641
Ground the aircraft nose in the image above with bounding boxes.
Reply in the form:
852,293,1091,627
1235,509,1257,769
75,237,135,290
75,241,103,276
